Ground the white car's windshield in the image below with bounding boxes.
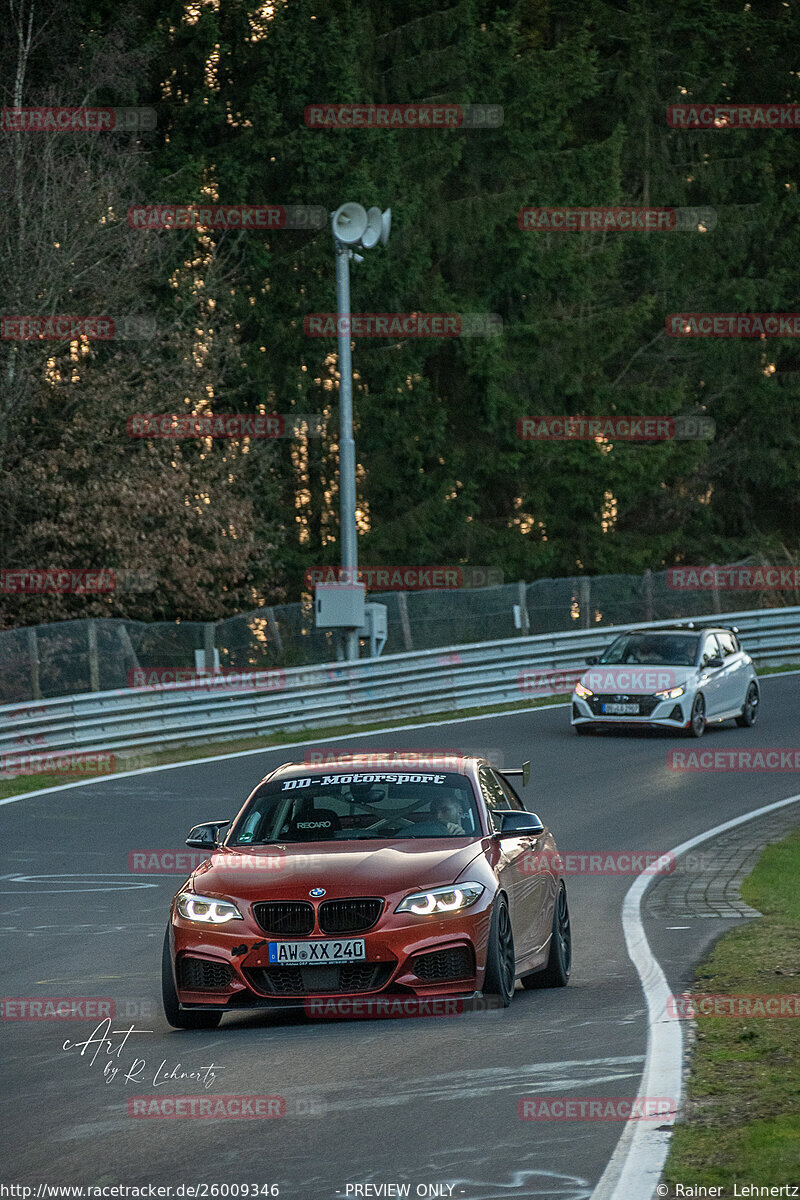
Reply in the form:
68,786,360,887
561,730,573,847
229,771,481,842
600,632,700,667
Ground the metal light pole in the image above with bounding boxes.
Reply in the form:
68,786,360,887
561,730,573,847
330,202,391,660
334,240,359,661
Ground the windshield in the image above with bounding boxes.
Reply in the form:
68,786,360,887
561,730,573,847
600,632,700,667
228,771,482,843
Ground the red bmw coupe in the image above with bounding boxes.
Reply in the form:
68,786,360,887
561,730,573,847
162,754,571,1027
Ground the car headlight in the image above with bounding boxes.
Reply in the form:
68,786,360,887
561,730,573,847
653,685,686,700
177,891,243,924
396,882,484,915
575,682,593,698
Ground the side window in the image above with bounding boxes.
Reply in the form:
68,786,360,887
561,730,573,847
701,634,722,665
479,767,510,831
717,631,737,658
497,774,525,811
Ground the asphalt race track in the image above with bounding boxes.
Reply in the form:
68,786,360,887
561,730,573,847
3,673,800,1199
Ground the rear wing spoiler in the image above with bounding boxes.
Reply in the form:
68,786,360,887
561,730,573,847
501,760,531,788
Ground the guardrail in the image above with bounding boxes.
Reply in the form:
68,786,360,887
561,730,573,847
2,606,799,765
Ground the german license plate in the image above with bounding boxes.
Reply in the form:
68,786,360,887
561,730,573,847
267,939,366,964
602,702,640,714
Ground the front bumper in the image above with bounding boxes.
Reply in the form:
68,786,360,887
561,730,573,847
169,901,493,1012
571,693,689,728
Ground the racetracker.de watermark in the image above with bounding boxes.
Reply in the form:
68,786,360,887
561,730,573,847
304,313,502,337
666,103,800,128
127,668,287,692
128,849,260,873
306,566,502,590
305,103,503,129
667,565,800,590
128,204,326,230
518,1097,676,1120
667,313,800,337
304,996,505,1019
128,848,327,873
517,415,714,441
126,414,323,438
518,206,716,232
2,997,115,1020
302,747,505,770
667,993,800,1018
1,315,155,340
1,568,154,593
1,106,156,131
580,668,687,693
303,748,463,768
668,749,800,772
520,851,675,876
517,668,584,697
0,752,116,779
128,1096,285,1119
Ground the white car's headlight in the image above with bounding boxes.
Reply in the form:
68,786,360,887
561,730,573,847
396,882,484,916
653,685,686,700
177,892,244,924
575,682,593,698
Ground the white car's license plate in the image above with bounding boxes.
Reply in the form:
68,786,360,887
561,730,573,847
268,939,366,964
602,702,640,714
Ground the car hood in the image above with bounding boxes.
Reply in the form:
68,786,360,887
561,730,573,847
577,664,695,694
189,839,490,900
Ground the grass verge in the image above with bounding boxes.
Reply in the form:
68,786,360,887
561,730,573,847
664,828,800,1188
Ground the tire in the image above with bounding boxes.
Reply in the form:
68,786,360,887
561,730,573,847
736,682,759,728
162,927,222,1030
686,693,706,738
482,895,515,1007
574,724,593,736
521,882,572,989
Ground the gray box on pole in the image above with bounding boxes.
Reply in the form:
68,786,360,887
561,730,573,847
315,582,366,628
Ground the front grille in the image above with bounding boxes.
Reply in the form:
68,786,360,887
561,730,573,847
244,963,394,996
179,957,233,991
587,695,661,717
319,898,384,933
410,946,474,982
253,901,314,936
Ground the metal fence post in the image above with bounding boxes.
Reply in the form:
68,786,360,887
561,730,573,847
579,578,591,629
27,628,42,700
397,592,413,651
265,607,284,658
517,581,530,635
87,620,100,692
711,565,721,614
118,624,141,673
204,623,216,674
643,569,653,622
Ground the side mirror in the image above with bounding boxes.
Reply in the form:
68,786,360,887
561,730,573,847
705,656,724,670
186,820,230,849
586,655,599,666
496,811,545,836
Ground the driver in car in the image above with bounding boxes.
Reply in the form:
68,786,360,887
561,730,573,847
630,635,663,664
431,796,466,835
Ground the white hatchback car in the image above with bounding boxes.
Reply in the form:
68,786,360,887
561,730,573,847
571,625,759,737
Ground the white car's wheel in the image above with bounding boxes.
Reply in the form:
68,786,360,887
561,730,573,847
687,693,706,738
736,682,759,727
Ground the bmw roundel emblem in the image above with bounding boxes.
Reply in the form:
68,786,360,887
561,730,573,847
309,887,326,898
